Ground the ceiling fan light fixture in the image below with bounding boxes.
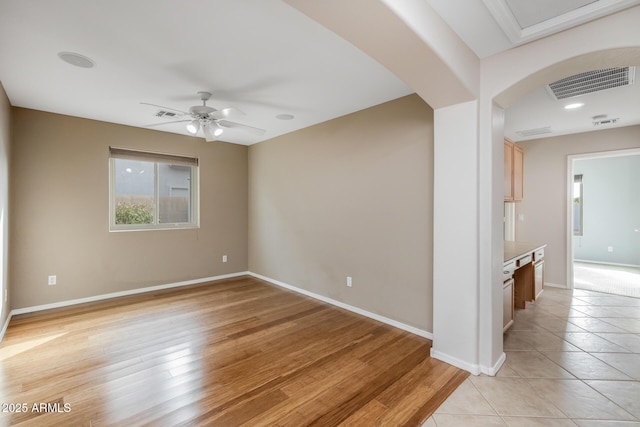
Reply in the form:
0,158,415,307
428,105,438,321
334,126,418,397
143,91,265,142
186,120,200,134
203,125,215,142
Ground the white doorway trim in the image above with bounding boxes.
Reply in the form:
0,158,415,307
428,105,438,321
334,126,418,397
566,147,640,290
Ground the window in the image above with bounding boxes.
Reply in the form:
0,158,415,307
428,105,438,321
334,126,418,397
109,147,199,231
573,174,583,236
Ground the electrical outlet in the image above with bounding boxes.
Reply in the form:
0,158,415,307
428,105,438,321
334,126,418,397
347,276,352,287
607,246,614,252
222,255,228,263
48,275,57,285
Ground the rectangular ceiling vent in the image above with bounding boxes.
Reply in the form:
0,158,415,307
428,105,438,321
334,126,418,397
593,117,619,126
547,67,635,100
155,110,182,119
516,126,552,137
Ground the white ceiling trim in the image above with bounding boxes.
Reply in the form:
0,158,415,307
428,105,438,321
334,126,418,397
483,0,640,45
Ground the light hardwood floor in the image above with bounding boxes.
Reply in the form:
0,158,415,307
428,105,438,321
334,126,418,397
0,276,467,426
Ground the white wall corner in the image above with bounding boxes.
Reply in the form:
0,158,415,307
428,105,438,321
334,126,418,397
430,348,480,375
430,348,505,377
480,351,506,376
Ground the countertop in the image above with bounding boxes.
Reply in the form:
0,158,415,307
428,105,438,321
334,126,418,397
504,241,546,264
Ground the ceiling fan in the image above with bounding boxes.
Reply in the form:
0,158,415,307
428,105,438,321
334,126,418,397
142,91,266,142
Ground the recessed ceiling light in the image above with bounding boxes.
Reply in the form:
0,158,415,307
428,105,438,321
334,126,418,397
564,102,584,110
57,52,96,68
276,114,295,120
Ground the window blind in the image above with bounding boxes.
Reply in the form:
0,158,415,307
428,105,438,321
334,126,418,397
109,147,198,167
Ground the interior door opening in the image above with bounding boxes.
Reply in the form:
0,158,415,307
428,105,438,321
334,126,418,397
567,148,640,298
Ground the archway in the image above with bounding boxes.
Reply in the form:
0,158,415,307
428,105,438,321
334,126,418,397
486,46,640,372
495,48,640,278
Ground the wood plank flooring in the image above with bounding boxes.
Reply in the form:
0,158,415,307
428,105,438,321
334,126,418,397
0,276,468,426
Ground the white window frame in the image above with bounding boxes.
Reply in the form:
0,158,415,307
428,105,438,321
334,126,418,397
109,147,199,232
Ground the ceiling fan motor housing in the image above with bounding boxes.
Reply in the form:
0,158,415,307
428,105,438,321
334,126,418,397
190,105,216,117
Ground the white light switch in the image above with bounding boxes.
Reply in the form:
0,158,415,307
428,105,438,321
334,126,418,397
48,275,57,285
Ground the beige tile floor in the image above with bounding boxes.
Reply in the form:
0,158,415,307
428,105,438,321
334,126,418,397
423,287,640,426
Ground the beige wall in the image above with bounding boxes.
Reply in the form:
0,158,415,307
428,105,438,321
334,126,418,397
10,108,248,309
248,94,434,332
0,83,10,327
516,125,640,286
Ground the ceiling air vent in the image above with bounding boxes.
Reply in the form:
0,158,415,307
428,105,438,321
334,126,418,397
155,110,182,119
516,126,552,137
593,117,619,126
547,67,635,100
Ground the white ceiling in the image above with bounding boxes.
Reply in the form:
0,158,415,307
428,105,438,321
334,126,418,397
0,0,412,145
0,0,639,145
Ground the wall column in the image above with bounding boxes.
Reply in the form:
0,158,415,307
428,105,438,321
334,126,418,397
432,100,482,373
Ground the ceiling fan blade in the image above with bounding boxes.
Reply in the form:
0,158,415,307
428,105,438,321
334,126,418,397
144,119,191,127
217,120,266,135
208,107,245,120
140,102,190,115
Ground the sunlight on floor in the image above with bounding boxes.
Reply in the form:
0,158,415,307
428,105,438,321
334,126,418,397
0,331,67,362
574,262,640,298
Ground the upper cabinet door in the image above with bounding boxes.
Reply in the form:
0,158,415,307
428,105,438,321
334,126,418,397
504,139,524,202
504,140,514,201
513,145,524,202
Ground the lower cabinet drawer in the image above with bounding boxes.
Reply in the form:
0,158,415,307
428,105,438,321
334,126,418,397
503,261,516,281
516,254,532,267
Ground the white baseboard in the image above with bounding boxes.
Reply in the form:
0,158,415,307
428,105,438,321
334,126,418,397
248,272,432,340
430,348,479,375
575,259,640,268
429,349,505,377
482,352,506,376
545,282,567,289
9,272,249,317
4,271,433,349
0,311,12,343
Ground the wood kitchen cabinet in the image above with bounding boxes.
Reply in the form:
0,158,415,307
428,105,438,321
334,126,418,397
503,241,546,333
504,139,524,202
504,140,513,201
